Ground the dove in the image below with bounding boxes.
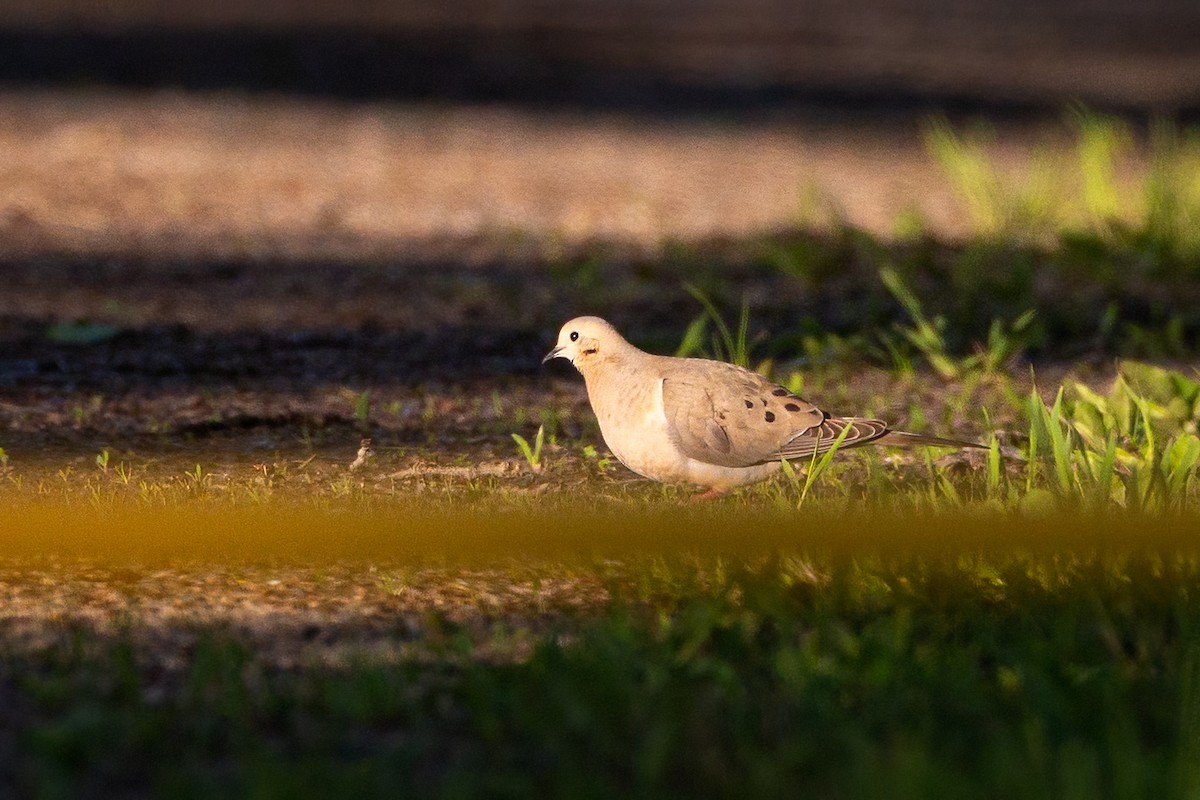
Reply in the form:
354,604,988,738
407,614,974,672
543,316,983,495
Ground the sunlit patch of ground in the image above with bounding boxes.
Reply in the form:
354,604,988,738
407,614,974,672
0,89,995,257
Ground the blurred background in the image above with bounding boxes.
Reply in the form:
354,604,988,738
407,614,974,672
4,0,1199,108
2,0,1199,449
3,0,1199,264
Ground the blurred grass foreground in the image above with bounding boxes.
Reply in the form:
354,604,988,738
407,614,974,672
4,505,1200,797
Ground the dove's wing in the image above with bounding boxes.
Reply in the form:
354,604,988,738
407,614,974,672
658,359,889,467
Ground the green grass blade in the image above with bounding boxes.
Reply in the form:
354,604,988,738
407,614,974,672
798,423,855,508
1026,386,1075,500
1026,387,1042,494
1164,435,1200,511
674,316,708,358
734,297,751,367
683,283,735,362
1046,388,1075,496
533,424,545,464
1091,431,1120,510
983,407,1003,499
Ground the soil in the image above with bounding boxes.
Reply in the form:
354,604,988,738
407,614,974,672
0,561,610,667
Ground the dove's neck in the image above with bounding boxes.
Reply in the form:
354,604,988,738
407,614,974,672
575,339,651,390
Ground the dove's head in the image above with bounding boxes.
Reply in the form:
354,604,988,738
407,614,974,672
542,316,628,372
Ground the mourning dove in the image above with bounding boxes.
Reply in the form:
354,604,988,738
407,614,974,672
543,316,983,495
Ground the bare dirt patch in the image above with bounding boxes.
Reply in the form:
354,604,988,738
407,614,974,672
0,89,1053,258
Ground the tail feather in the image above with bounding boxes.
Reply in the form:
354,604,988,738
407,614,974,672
874,430,986,450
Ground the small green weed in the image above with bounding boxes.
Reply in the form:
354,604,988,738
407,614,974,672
927,110,1200,258
677,284,757,368
779,422,854,509
581,444,612,472
512,425,546,473
1009,368,1200,512
924,116,1059,239
355,390,371,431
880,266,1035,380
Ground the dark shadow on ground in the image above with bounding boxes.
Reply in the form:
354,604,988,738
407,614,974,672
1,227,1197,450
0,26,854,111
0,26,1165,119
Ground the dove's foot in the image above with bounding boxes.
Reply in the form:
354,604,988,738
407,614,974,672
690,487,728,502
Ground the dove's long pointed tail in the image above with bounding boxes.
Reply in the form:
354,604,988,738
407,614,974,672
875,430,986,450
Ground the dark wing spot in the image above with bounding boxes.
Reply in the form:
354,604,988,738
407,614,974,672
785,403,801,412
744,399,754,409
764,411,776,423
772,388,788,396
761,398,768,407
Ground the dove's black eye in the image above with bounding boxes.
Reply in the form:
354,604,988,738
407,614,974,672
569,331,579,342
